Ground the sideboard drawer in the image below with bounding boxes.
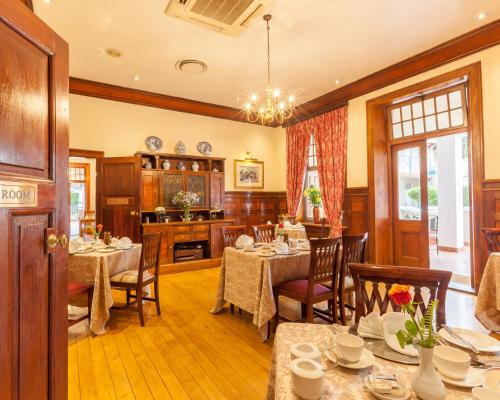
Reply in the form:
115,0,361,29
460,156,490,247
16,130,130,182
193,224,210,232
173,225,192,233
193,232,209,240
174,233,192,242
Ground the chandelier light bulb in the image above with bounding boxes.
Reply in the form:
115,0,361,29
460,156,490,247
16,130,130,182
272,88,280,97
279,102,286,110
250,93,258,102
245,103,252,110
288,95,295,103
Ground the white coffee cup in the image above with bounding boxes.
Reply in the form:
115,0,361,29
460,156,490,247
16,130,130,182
334,333,364,363
433,345,470,380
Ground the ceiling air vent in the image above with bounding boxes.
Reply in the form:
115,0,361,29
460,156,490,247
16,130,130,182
165,0,273,37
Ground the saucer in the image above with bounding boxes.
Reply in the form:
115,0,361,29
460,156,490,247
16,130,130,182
363,376,410,400
325,347,375,369
258,252,274,257
483,368,500,392
437,368,485,388
438,327,500,352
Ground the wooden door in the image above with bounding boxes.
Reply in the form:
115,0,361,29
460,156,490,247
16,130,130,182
102,157,141,242
0,2,69,399
210,222,231,258
210,172,225,208
141,170,159,211
185,172,209,208
392,141,429,267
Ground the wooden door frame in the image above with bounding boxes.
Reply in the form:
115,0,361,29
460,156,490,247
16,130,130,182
367,62,484,291
69,149,104,225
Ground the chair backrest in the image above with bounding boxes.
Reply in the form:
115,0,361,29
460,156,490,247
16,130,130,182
221,225,246,248
252,224,275,243
349,263,451,326
483,228,500,254
138,233,162,283
84,210,96,219
339,233,368,292
79,218,96,236
308,237,342,289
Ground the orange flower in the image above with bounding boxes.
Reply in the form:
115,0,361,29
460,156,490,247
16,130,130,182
388,284,412,306
97,224,103,231
84,226,94,234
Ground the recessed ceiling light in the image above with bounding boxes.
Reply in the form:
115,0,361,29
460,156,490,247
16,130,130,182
175,59,207,74
335,79,341,85
477,12,486,20
132,75,140,81
43,0,52,3
105,48,122,58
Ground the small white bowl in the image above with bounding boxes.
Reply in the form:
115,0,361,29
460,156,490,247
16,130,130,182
290,358,324,400
472,387,500,400
433,345,470,380
290,342,321,364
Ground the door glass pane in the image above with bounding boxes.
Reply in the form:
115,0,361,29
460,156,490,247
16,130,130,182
448,90,462,109
437,112,450,129
450,108,464,126
70,182,86,237
425,115,437,132
401,105,412,121
391,108,401,123
423,98,435,115
414,118,425,134
392,123,402,138
402,121,413,136
187,174,207,207
397,147,421,221
435,94,448,113
412,102,423,118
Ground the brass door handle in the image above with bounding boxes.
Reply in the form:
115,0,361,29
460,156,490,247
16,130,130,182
130,210,138,216
47,233,68,249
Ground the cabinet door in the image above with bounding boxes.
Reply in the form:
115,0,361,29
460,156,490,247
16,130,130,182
210,222,231,258
185,172,209,208
160,171,183,209
141,170,159,211
210,173,225,208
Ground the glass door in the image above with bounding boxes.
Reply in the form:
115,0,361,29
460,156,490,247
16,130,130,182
392,141,429,267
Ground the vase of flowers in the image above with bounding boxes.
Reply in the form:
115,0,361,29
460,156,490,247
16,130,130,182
304,185,322,224
172,191,199,222
388,285,446,400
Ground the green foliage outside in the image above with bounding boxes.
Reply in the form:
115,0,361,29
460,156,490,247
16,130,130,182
407,186,438,207
70,192,80,215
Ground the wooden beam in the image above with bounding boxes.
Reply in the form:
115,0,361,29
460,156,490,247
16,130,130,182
19,0,33,11
69,77,260,125
285,19,500,126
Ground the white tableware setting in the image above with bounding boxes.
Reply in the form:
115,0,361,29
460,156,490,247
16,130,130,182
438,326,500,353
363,372,411,400
69,236,133,254
274,241,298,255
290,358,325,400
433,345,485,388
297,239,310,251
325,332,376,369
235,234,254,249
243,243,257,252
472,387,500,400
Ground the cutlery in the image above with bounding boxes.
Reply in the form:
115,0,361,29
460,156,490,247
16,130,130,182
441,324,480,354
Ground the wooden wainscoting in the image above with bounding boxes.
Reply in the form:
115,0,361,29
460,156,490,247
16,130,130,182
343,187,369,235
224,191,287,235
484,179,500,228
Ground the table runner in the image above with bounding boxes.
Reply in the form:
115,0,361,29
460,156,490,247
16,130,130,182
475,252,500,331
211,247,310,339
267,323,472,399
68,245,142,334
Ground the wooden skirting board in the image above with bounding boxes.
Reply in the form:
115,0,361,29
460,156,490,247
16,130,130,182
160,258,221,275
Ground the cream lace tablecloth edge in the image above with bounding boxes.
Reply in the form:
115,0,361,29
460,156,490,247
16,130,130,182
267,323,477,400
475,252,500,332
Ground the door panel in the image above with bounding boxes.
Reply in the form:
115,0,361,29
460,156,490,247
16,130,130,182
0,2,69,399
392,141,429,267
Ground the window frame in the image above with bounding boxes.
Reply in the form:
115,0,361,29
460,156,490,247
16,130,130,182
302,133,325,222
69,162,90,212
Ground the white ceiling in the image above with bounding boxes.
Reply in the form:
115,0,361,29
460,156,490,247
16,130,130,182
34,0,500,108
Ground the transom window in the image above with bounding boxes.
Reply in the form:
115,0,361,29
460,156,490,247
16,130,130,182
389,84,467,140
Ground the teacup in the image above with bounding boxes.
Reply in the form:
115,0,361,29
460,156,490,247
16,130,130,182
334,333,364,363
433,345,470,380
472,387,500,400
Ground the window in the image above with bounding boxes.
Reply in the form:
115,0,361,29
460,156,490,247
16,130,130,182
69,163,90,237
389,85,467,140
303,134,324,220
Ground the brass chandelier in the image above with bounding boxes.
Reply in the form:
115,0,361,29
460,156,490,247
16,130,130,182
243,14,295,125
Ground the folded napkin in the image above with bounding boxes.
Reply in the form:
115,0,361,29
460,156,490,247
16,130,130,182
117,237,132,249
382,312,419,357
295,222,303,228
284,220,292,228
235,234,253,248
274,241,290,254
357,311,384,339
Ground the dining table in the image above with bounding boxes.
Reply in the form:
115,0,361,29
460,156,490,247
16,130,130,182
267,323,497,400
211,246,311,340
68,244,142,334
475,252,500,332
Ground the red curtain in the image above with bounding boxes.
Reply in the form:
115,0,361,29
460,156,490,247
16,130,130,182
314,107,348,237
286,121,311,217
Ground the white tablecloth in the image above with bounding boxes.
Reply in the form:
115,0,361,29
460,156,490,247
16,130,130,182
68,245,142,334
475,252,500,331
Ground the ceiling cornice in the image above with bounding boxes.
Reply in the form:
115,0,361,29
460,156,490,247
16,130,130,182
19,0,33,11
284,18,500,127
69,77,277,126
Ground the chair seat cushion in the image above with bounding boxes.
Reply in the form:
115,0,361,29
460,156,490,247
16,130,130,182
322,276,354,289
278,279,332,297
110,270,153,284
68,281,91,295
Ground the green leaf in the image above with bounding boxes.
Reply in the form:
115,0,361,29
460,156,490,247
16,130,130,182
405,320,418,336
396,330,407,349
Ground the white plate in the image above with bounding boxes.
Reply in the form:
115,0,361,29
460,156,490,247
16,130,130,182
483,368,500,392
258,252,274,257
325,347,375,369
97,248,118,253
437,368,485,388
275,249,299,255
438,328,500,353
363,376,411,400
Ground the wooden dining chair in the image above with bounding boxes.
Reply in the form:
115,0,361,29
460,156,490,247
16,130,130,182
68,281,94,327
321,233,368,324
221,225,246,247
110,233,162,326
273,237,342,328
349,263,451,327
252,224,275,243
483,228,500,254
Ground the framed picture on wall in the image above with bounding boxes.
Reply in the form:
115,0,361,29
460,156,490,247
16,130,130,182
234,159,264,189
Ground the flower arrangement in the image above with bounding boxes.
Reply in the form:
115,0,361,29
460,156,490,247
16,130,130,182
303,185,322,207
276,222,285,240
84,223,103,239
171,191,199,221
388,284,439,349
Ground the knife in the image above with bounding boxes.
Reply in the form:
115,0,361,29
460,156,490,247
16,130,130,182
441,324,480,354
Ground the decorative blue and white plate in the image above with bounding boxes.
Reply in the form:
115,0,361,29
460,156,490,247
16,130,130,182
197,141,212,156
145,136,163,152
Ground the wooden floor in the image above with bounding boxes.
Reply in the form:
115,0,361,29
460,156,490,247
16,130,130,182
69,267,486,400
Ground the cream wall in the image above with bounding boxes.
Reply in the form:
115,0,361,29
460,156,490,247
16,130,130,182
346,44,500,187
69,94,286,191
